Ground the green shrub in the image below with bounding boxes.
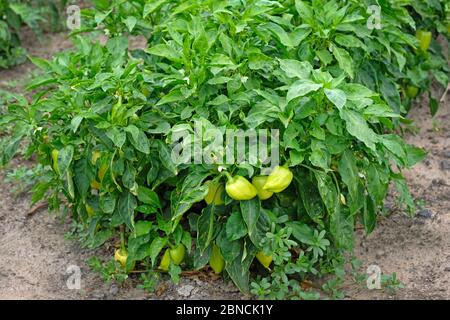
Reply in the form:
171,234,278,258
1,0,448,299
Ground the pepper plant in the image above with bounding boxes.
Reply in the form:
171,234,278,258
0,0,65,68
1,0,446,298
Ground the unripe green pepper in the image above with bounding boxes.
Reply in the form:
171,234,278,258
169,244,186,265
85,204,94,217
159,249,171,271
51,149,59,173
263,165,293,193
115,249,132,269
256,251,272,269
406,85,419,98
204,181,225,205
209,244,225,274
252,176,273,200
225,174,257,201
416,30,432,51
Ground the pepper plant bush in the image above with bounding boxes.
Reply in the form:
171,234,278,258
81,0,449,116
1,0,446,298
0,0,65,68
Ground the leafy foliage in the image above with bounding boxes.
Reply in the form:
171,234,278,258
1,0,447,299
0,0,65,68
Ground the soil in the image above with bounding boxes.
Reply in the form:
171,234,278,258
0,31,449,300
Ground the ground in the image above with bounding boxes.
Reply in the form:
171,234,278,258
0,31,449,300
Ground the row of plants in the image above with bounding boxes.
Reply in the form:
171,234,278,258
0,0,66,68
0,0,448,299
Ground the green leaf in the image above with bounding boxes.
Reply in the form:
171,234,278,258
149,237,167,267
315,171,353,249
66,171,75,199
143,0,168,18
156,140,178,175
340,108,378,151
335,34,365,49
316,49,333,65
295,170,324,224
57,145,74,176
324,88,346,110
226,211,248,241
31,181,52,205
70,116,83,133
146,44,182,63
331,44,354,78
240,199,260,243
106,127,126,148
393,174,415,215
106,36,128,56
381,134,407,166
135,221,153,237
99,193,116,214
265,22,293,47
429,95,439,117
73,158,94,200
405,144,427,167
155,89,185,106
340,83,375,100
28,56,51,70
379,75,401,114
217,229,241,263
116,192,137,230
295,0,313,22
287,79,323,102
225,242,256,294
123,16,137,32
197,206,215,254
137,186,160,209
362,195,377,234
278,59,312,79
338,150,359,201
170,173,209,226
366,164,388,205
285,221,315,244
193,245,212,270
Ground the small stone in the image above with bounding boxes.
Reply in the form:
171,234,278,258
177,284,195,297
109,284,119,296
91,293,106,299
444,267,450,272
440,160,450,171
417,209,433,219
375,250,385,260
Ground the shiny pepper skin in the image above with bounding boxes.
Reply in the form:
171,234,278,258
51,149,59,173
159,249,171,271
209,244,225,274
204,181,225,205
169,244,186,265
406,85,419,98
256,251,273,269
114,249,128,268
225,175,257,201
416,30,432,51
263,165,293,193
252,176,273,200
